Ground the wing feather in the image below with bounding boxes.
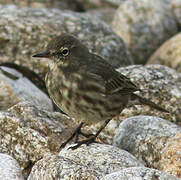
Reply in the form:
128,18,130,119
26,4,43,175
83,53,140,95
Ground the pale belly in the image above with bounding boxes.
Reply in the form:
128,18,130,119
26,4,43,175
45,69,127,125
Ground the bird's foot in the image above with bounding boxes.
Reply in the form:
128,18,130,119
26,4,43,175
60,122,94,149
68,135,97,150
60,122,83,149
75,128,94,143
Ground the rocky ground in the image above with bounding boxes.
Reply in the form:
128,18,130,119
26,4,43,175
0,0,181,179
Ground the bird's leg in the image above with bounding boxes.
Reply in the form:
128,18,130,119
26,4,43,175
69,119,111,150
75,128,94,142
60,122,84,149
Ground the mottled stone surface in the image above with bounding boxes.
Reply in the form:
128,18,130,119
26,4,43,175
0,5,133,79
147,33,181,72
0,153,24,180
87,8,116,25
59,143,144,174
76,0,126,9
0,66,52,111
0,0,81,11
160,133,181,178
112,0,178,64
102,0,126,7
171,0,181,26
28,155,102,180
116,64,181,124
0,101,75,176
104,167,179,180
0,0,126,10
113,116,181,171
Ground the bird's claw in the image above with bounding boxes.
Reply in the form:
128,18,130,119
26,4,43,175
68,136,97,150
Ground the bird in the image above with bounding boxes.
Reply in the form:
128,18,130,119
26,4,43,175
32,33,168,149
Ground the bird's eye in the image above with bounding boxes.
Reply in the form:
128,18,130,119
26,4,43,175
61,48,69,56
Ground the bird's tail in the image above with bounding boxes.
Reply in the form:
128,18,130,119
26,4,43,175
129,93,169,113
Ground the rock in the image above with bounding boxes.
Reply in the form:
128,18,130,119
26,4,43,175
71,0,126,10
104,167,179,180
28,155,103,180
59,143,144,174
171,0,181,26
0,101,75,177
160,133,181,178
0,66,53,111
112,0,178,64
115,64,181,124
113,116,181,173
87,8,116,25
102,0,126,7
147,33,181,72
28,143,143,179
0,153,24,180
0,5,133,79
0,0,81,11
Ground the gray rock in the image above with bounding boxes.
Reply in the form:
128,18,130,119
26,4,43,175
0,153,24,180
147,33,181,73
113,115,181,168
104,167,179,180
116,64,181,123
0,101,75,177
28,155,103,180
171,0,181,26
59,143,144,175
86,8,116,25
77,0,126,9
103,0,126,7
0,4,133,77
0,0,80,11
0,66,53,111
112,0,178,64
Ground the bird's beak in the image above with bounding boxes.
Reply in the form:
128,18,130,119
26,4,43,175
32,51,51,58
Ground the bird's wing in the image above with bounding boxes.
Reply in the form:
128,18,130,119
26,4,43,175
105,73,139,94
86,54,140,95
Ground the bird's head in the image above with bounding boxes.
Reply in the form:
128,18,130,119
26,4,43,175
33,33,89,68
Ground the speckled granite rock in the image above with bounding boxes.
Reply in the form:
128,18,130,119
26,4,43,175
0,153,24,180
113,116,181,176
147,33,181,72
87,8,116,25
28,155,103,180
59,143,144,174
0,101,75,177
28,143,143,179
0,5,133,79
0,66,52,111
76,0,126,9
0,0,81,11
116,64,181,124
160,133,181,178
112,0,178,64
0,0,126,10
104,167,179,180
171,0,181,26
102,0,126,7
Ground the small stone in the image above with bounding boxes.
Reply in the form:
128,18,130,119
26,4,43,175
112,0,177,64
113,115,181,175
59,143,144,174
0,153,24,180
104,167,179,180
